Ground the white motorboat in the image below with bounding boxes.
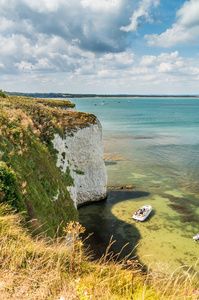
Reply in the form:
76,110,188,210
132,205,152,222
193,234,199,242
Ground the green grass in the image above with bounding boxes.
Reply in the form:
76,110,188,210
0,94,93,236
0,93,199,299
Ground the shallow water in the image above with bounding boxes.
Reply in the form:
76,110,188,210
73,97,199,272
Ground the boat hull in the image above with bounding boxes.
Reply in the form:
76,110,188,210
193,234,199,241
132,205,152,222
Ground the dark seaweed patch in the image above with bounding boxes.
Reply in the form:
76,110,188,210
164,194,196,206
180,214,197,223
146,224,161,231
105,161,117,166
168,204,191,214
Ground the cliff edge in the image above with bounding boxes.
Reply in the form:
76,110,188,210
53,118,107,207
0,94,107,235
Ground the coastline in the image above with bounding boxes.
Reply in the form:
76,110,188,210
6,91,199,99
77,96,199,273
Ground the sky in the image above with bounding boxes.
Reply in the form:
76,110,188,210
0,0,199,95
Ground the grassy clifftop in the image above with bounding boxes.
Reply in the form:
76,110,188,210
0,94,97,236
0,93,198,299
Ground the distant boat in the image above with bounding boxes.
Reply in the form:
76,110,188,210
193,233,199,242
101,101,108,105
132,205,152,222
127,100,131,103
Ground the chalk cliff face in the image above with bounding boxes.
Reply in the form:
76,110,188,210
52,119,107,207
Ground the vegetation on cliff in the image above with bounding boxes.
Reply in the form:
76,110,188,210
0,93,96,236
0,92,198,299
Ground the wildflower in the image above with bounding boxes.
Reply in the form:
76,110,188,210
193,288,197,295
77,241,83,248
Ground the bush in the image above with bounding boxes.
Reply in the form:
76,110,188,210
64,166,74,186
0,89,7,98
0,161,26,211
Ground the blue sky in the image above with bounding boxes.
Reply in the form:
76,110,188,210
0,0,199,95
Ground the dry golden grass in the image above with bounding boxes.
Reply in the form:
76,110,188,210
0,94,198,299
0,204,198,300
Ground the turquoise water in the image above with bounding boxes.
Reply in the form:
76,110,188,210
74,97,199,272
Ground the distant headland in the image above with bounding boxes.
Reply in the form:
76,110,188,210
5,91,199,99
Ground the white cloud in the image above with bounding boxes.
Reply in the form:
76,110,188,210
15,61,33,71
157,51,179,61
0,63,5,69
145,0,199,47
0,0,199,94
65,50,199,93
99,52,134,68
158,62,173,73
0,18,14,31
140,55,156,66
177,0,199,27
98,70,109,77
22,0,66,13
120,0,159,32
140,51,183,74
2,49,199,94
0,0,129,56
80,0,123,12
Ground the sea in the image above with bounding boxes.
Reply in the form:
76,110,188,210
72,97,199,272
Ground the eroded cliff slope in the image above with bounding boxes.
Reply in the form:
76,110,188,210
0,94,107,235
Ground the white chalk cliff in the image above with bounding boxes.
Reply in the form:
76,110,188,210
52,119,107,207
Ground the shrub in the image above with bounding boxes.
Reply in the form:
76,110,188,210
73,169,85,175
0,161,26,211
61,152,66,160
64,166,74,186
0,89,6,98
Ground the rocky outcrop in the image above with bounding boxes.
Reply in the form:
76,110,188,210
52,119,107,207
